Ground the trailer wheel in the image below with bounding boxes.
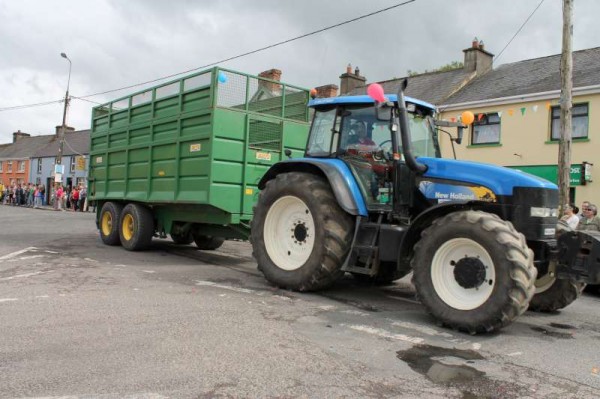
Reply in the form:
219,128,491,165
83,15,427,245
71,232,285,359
251,172,353,291
99,202,124,246
412,211,536,334
119,203,155,251
352,261,410,285
171,233,194,245
528,274,585,312
193,235,224,250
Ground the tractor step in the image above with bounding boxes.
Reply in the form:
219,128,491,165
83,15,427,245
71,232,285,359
342,216,384,276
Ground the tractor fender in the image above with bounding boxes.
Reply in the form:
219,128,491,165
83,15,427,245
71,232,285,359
258,159,368,216
399,201,488,261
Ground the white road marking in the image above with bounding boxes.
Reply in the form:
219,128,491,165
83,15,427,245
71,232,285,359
43,250,59,254
195,280,256,294
35,295,50,299
0,298,18,303
84,257,98,262
142,270,156,274
472,343,482,350
391,321,454,338
0,247,37,260
346,324,425,344
8,255,45,261
341,309,371,317
0,271,47,281
507,351,523,356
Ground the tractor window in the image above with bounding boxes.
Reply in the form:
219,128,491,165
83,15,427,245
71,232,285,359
410,114,437,157
306,108,339,156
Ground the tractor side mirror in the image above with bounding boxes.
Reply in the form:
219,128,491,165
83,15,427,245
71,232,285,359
375,103,392,121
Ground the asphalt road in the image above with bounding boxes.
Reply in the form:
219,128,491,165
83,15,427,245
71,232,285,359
1,205,600,399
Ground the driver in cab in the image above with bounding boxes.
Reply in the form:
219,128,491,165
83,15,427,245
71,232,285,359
349,122,376,148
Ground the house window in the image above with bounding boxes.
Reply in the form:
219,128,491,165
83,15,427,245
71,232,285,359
17,161,25,173
70,157,76,172
551,103,588,140
0,161,3,173
472,112,501,144
7,161,12,172
37,159,42,174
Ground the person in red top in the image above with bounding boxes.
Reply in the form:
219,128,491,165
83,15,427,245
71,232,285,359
71,187,80,211
352,122,376,146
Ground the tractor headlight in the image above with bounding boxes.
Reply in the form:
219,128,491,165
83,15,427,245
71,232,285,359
530,207,558,217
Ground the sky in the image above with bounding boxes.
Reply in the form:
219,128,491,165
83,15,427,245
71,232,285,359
0,0,598,144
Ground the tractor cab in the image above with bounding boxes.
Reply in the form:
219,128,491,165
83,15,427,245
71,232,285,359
306,95,440,211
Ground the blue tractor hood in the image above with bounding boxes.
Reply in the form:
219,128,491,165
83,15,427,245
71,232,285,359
418,157,557,196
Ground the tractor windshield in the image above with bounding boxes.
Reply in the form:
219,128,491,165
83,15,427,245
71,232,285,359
306,104,439,158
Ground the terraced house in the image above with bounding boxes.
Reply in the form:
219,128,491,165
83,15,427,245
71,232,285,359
339,40,599,204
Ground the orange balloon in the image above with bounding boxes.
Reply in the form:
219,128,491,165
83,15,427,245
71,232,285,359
461,111,475,125
309,88,317,99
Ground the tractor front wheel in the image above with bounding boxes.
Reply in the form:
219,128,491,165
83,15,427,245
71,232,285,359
412,211,536,334
251,172,353,291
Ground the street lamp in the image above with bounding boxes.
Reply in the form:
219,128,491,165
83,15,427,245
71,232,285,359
57,52,71,168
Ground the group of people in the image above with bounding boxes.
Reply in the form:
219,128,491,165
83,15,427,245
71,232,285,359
561,200,600,231
52,185,88,212
1,183,46,208
0,182,90,212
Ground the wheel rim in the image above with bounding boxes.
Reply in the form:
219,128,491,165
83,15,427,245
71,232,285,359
535,272,556,294
264,195,315,271
122,214,134,241
431,238,496,310
101,211,113,236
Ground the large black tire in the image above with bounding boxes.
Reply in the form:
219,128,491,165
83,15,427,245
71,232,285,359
352,261,410,285
119,203,155,251
171,232,194,245
412,211,536,334
251,172,354,292
529,275,585,312
99,202,124,246
193,235,225,250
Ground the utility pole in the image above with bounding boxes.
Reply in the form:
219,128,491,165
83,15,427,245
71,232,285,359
57,52,72,167
558,0,573,213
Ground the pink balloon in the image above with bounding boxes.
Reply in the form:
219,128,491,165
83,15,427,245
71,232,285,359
367,83,386,103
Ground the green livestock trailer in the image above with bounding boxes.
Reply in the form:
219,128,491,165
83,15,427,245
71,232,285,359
89,67,311,250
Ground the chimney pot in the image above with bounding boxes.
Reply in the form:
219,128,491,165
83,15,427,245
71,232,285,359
472,37,479,48
346,63,352,74
463,38,493,75
479,40,484,50
354,66,360,76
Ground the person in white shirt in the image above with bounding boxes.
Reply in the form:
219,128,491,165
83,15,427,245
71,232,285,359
561,204,580,229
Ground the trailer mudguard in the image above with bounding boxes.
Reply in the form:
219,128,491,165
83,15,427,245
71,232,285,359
258,158,368,216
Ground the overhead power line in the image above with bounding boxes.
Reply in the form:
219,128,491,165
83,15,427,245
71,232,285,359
0,98,63,112
0,0,416,112
494,0,546,63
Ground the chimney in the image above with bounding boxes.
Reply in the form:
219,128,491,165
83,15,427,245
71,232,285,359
463,38,493,75
314,84,338,98
12,130,31,143
339,64,366,95
258,68,282,94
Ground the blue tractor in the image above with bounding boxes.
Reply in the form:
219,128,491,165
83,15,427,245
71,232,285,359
250,83,600,333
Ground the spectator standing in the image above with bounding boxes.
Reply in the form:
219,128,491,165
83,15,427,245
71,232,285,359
78,186,87,212
71,187,79,211
577,203,600,231
55,185,64,211
561,204,580,229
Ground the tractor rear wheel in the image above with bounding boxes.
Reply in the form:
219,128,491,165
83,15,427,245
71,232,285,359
412,211,536,334
99,202,124,246
119,203,155,251
193,235,224,250
528,273,585,312
251,172,353,291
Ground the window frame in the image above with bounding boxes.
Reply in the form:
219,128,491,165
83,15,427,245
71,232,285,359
471,112,501,145
17,161,25,173
7,161,13,172
70,156,76,173
37,159,43,174
0,160,3,173
550,103,589,140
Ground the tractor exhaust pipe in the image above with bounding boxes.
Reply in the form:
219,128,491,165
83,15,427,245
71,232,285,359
396,80,427,174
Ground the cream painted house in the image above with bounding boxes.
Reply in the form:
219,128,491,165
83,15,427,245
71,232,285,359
344,42,599,205
438,47,599,205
